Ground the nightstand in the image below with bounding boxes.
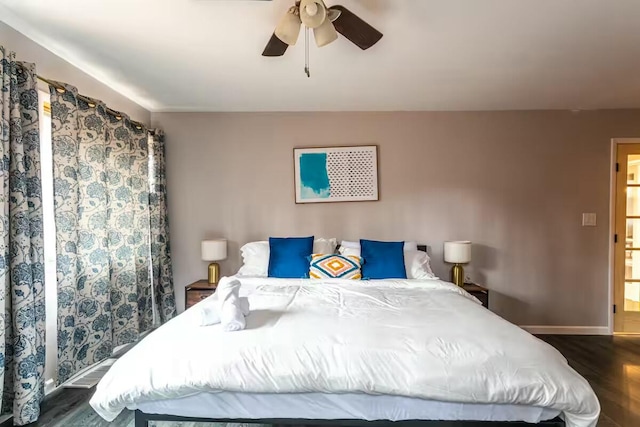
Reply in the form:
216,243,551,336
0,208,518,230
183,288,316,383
462,283,489,308
185,280,216,309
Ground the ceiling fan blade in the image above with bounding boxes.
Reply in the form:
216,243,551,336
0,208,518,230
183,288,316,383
262,33,289,57
329,5,383,50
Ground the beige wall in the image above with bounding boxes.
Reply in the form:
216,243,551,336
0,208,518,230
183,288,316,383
152,110,640,327
0,22,150,125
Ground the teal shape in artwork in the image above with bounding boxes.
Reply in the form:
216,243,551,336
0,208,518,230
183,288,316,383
299,153,330,199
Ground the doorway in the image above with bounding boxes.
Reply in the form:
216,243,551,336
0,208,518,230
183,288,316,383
614,141,640,333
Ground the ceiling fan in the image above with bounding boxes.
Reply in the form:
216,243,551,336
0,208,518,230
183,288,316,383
262,0,383,76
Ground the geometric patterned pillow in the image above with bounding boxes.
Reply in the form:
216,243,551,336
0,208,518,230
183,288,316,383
309,254,362,280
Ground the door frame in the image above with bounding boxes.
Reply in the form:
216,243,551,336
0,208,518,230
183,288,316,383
609,138,640,334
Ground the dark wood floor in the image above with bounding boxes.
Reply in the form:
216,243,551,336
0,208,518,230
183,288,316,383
13,335,640,426
539,335,640,427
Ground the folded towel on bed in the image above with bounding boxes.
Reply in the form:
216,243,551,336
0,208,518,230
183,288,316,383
197,277,249,332
220,298,246,331
215,278,249,331
199,306,221,326
199,297,249,326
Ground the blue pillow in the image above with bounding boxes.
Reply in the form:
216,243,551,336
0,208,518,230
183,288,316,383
268,236,315,279
360,239,407,280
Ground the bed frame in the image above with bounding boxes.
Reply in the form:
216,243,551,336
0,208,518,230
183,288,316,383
134,410,565,426
134,243,565,427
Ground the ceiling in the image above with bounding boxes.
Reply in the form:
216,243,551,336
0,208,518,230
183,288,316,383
2,0,640,112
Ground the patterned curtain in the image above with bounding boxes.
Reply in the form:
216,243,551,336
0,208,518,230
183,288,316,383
148,131,176,322
0,48,46,424
50,83,163,383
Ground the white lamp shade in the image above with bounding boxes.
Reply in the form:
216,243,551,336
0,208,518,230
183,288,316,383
314,19,338,47
275,7,302,46
300,0,327,29
201,239,227,261
327,8,341,22
444,241,471,264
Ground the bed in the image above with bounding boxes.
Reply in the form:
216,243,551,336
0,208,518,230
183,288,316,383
90,273,600,427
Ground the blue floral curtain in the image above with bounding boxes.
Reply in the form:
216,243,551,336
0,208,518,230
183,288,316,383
0,47,46,424
149,130,176,323
49,83,168,383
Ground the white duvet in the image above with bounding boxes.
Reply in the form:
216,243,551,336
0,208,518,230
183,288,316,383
90,277,599,426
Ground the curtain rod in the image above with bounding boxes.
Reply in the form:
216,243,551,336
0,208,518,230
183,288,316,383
33,74,148,132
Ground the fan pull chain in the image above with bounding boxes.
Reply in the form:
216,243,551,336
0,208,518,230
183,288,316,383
304,27,310,78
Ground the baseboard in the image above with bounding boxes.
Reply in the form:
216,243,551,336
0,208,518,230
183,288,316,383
520,325,610,335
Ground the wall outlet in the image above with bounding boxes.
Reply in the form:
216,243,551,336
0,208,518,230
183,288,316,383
582,213,597,226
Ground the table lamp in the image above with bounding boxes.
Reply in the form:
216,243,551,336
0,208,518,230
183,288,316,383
444,241,471,286
201,239,227,285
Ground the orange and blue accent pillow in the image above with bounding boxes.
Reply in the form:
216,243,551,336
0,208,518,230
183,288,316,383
309,254,362,280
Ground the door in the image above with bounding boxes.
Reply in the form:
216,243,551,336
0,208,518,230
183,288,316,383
615,143,640,333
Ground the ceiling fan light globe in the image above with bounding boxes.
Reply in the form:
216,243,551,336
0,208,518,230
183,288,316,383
305,3,318,16
300,0,326,28
327,9,341,22
275,8,302,46
314,19,338,47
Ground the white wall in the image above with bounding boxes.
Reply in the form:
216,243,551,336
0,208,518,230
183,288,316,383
1,22,150,125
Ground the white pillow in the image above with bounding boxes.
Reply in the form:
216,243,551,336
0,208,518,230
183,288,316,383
236,241,270,277
313,238,338,255
339,240,436,279
237,238,337,277
340,240,417,252
339,240,361,250
403,241,419,251
404,250,437,279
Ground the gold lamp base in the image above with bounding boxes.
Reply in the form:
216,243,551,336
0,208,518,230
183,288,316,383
451,264,465,287
208,262,220,285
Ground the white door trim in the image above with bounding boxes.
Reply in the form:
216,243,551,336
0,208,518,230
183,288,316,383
609,138,640,334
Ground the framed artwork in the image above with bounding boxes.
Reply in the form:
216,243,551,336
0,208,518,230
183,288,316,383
293,145,379,204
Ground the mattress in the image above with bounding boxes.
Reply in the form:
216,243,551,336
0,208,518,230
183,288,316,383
134,391,561,423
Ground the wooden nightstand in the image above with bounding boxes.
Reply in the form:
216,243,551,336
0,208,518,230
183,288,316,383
462,283,489,308
185,280,216,309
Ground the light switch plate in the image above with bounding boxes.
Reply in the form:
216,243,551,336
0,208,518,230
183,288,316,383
582,213,597,226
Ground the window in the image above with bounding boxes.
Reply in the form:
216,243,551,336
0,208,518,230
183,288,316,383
38,86,57,393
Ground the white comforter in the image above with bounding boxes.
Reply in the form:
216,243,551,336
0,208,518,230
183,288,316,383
90,277,600,426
